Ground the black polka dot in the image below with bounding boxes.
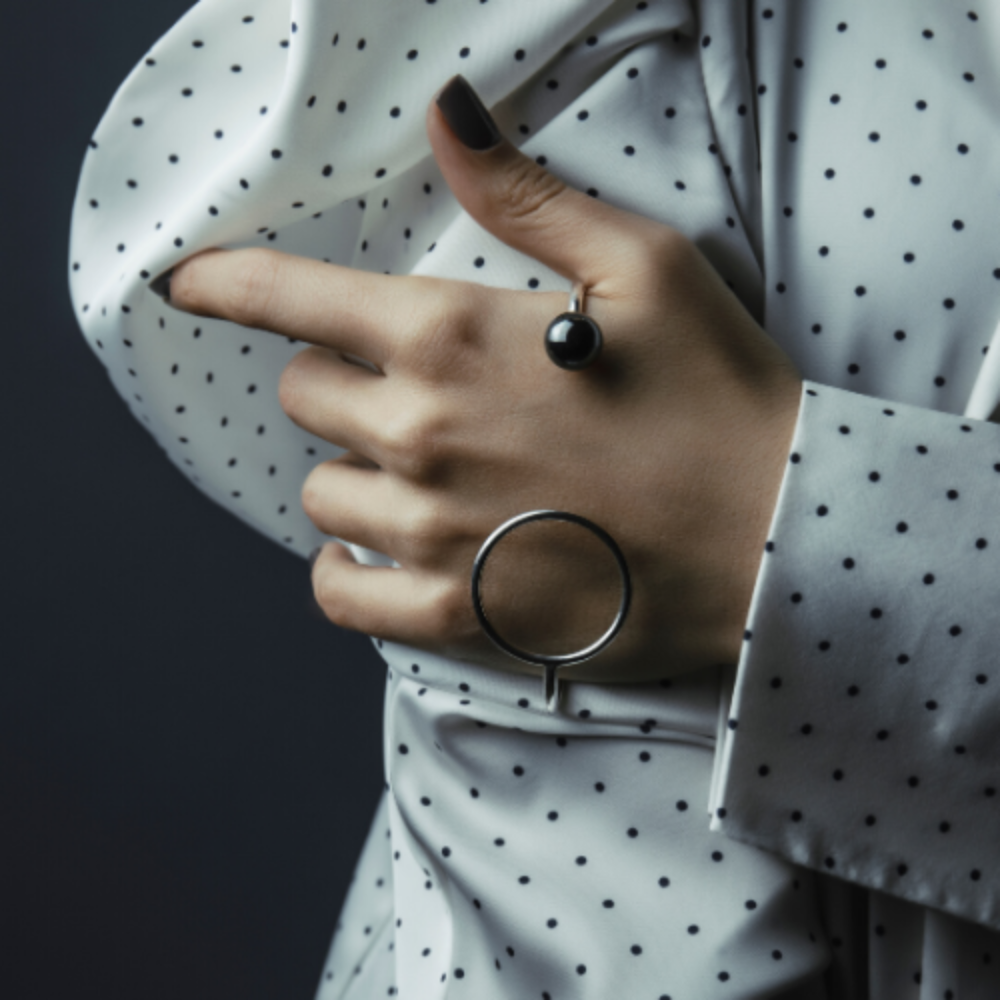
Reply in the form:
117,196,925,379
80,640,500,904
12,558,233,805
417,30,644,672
69,21,1000,994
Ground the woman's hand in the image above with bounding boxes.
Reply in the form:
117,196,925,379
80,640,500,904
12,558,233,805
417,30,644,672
166,75,802,684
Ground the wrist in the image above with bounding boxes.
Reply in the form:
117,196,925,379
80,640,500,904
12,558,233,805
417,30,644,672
722,373,804,664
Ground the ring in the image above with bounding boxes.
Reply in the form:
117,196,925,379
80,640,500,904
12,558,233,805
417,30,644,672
471,509,632,713
545,282,604,370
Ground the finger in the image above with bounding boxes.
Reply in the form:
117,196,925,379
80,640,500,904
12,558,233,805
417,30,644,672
280,346,384,456
311,542,471,650
166,247,431,371
429,75,667,293
281,347,445,477
303,457,462,569
337,450,381,471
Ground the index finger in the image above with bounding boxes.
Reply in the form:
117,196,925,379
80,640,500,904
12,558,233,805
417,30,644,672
163,247,423,372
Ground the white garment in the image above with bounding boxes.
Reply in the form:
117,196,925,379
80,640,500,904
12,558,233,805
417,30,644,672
68,0,1000,996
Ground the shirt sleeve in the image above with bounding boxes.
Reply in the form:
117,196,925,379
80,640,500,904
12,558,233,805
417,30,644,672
709,376,1000,932
66,0,703,564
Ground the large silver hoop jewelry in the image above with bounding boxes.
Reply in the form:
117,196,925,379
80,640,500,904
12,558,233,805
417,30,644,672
471,509,632,713
544,281,604,370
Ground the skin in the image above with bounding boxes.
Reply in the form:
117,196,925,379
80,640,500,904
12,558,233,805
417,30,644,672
166,79,803,685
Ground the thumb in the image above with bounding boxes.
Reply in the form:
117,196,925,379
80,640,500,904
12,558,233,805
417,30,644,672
428,74,657,291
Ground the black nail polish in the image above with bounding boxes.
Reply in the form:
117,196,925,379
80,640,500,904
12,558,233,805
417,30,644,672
308,545,323,569
436,75,502,151
149,269,173,300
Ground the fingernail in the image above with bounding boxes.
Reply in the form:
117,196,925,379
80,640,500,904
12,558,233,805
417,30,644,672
308,545,323,569
149,269,173,300
436,75,502,151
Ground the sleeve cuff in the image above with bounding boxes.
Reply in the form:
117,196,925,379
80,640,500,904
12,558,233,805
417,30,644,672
709,379,1000,931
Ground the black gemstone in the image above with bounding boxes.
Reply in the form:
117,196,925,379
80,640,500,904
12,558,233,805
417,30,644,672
545,313,603,370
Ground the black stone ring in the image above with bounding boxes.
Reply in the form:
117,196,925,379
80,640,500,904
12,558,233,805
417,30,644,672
471,509,632,713
545,282,603,370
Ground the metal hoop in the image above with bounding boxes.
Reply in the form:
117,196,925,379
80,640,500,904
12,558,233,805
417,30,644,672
471,509,632,713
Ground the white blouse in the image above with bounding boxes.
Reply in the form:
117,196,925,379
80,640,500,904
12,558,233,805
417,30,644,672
69,0,1000,996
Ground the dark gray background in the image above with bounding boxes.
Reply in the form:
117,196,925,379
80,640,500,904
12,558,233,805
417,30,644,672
2,3,386,997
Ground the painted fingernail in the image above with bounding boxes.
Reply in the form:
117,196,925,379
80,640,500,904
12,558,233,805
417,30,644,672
149,269,173,300
436,75,502,151
308,545,323,569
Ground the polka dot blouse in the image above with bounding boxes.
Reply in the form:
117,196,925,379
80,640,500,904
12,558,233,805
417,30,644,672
68,0,1000,996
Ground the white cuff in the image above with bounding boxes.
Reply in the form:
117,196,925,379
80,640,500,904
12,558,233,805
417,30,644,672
710,379,1000,931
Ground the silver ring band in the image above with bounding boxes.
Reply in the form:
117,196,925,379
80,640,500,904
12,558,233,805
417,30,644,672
470,509,632,713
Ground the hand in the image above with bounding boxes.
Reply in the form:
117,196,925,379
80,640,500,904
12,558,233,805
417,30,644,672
165,74,802,684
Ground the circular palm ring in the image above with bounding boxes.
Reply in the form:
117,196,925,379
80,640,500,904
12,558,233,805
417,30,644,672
471,509,632,712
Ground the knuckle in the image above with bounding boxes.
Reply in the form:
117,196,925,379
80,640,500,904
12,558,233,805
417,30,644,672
299,465,327,523
401,283,480,377
395,500,449,564
412,287,454,356
493,158,568,224
313,568,348,625
379,410,448,480
277,346,321,419
379,413,424,461
225,248,284,328
277,362,299,418
424,578,475,645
